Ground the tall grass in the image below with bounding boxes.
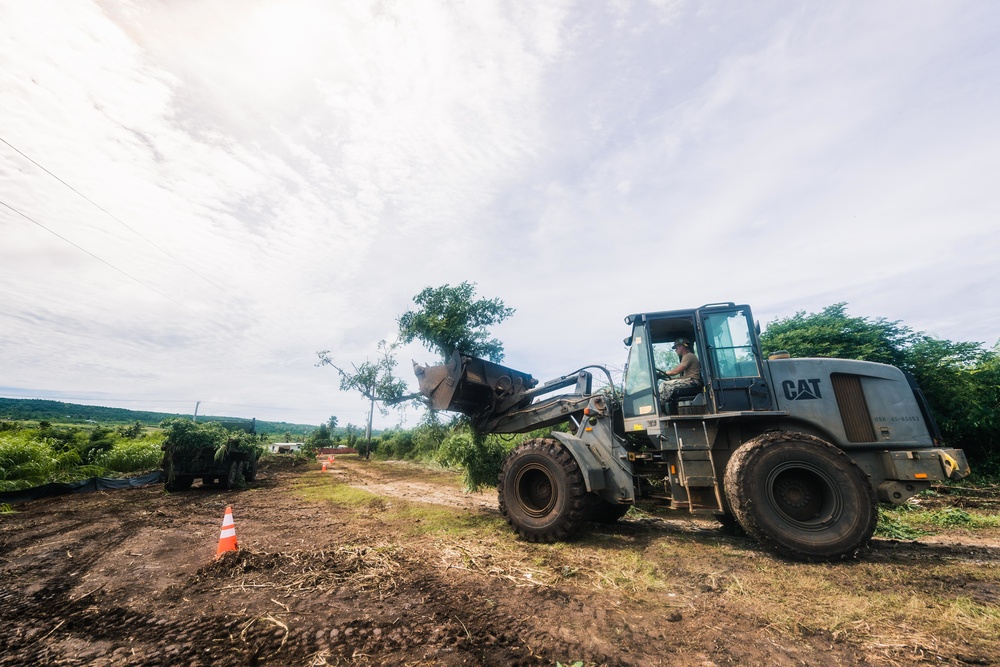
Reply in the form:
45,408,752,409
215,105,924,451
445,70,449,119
0,428,164,491
91,434,163,473
0,433,60,491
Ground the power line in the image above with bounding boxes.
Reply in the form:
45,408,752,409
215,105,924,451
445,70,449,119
0,136,251,308
0,198,235,332
0,135,326,354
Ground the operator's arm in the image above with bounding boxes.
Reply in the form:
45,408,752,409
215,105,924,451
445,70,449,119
662,353,695,378
658,361,684,379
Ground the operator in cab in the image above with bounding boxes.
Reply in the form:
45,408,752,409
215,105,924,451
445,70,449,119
657,337,702,404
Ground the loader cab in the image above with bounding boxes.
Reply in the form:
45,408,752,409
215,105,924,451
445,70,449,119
621,309,702,429
621,303,774,432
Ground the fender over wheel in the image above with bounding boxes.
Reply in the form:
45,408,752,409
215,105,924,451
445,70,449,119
498,438,589,542
724,432,877,560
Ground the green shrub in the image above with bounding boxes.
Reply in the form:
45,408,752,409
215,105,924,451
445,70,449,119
436,430,510,492
92,434,163,474
376,430,415,460
0,433,58,491
926,507,976,527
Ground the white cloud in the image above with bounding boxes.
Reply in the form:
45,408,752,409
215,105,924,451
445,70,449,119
1,0,997,427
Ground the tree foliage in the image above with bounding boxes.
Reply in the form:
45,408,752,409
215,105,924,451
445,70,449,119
761,304,999,473
397,282,515,362
760,303,914,367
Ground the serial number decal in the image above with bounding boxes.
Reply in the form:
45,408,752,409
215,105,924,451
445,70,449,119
874,416,921,423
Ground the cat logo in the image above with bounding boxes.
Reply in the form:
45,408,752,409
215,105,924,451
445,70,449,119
782,379,822,401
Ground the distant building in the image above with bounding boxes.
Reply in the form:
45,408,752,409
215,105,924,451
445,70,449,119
267,442,302,454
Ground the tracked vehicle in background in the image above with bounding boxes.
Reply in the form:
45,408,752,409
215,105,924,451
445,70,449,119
414,302,969,560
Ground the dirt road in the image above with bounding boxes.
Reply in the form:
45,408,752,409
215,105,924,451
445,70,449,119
1,456,997,666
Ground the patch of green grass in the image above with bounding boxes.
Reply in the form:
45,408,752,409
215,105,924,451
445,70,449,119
289,470,502,537
290,474,383,507
922,507,998,528
388,503,506,535
0,503,15,514
877,504,1000,536
875,506,930,540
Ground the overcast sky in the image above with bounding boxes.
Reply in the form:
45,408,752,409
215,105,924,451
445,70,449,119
1,1,997,429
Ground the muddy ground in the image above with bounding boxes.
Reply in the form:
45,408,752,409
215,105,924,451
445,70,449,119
1,456,998,666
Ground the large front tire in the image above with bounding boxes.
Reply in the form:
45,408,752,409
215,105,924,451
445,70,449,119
724,432,877,561
498,438,588,543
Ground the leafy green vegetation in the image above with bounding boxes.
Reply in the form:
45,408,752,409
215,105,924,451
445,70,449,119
874,506,930,540
876,498,1000,540
0,423,163,491
159,418,262,462
397,281,515,363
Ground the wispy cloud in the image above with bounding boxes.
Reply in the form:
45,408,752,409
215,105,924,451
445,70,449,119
1,1,996,426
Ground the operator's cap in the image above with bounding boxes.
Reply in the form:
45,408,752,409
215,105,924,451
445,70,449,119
673,337,691,348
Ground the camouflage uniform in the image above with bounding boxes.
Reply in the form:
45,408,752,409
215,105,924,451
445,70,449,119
658,376,702,402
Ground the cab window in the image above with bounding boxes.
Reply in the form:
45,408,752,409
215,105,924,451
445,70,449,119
622,326,657,418
703,310,759,378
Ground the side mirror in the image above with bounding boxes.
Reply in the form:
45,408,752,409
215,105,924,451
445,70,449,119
623,336,632,347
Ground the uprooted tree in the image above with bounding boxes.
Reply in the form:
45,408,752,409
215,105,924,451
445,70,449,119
397,282,517,489
397,281,515,363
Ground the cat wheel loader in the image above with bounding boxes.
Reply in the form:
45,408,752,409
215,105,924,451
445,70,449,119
414,302,969,560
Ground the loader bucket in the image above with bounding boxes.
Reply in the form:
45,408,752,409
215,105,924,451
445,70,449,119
413,351,538,419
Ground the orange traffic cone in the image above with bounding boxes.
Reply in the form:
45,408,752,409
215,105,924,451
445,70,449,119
215,506,238,558
322,462,327,471
328,456,333,462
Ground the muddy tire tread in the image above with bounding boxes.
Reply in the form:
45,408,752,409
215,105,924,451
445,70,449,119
497,438,588,543
725,431,877,561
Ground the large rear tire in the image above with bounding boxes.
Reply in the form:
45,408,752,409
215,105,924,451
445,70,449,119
222,460,245,490
245,456,258,482
498,438,588,542
724,432,877,560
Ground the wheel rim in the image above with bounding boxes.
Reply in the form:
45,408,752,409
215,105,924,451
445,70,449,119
765,462,843,530
514,463,557,518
